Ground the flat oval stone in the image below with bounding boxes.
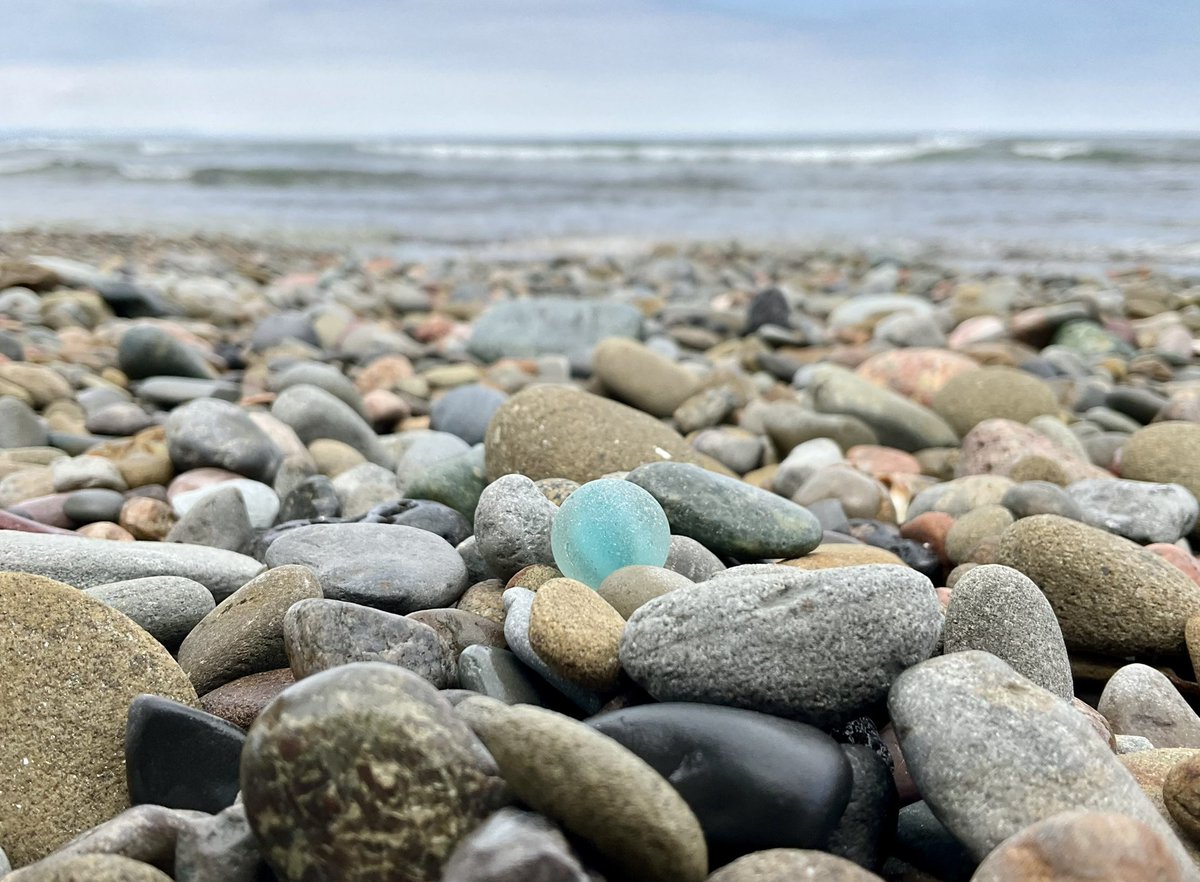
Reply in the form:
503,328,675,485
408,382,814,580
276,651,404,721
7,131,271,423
550,479,670,588
597,565,694,619
457,645,560,707
406,608,506,657
588,703,852,861
264,522,468,612
84,576,215,649
166,399,283,484
529,578,625,690
125,695,245,814
118,325,213,381
455,696,707,882
707,849,885,881
1067,478,1199,545
1098,664,1200,748
0,573,197,867
627,461,821,561
63,488,126,525
283,597,457,688
241,662,508,882
198,668,294,731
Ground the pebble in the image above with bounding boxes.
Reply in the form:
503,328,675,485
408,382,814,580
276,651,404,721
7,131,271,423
474,473,558,579
807,364,959,451
970,810,1189,882
117,325,213,380
430,383,507,445
0,396,47,448
241,663,509,882
163,485,255,554
0,572,197,868
781,543,904,569
198,668,294,731
707,849,885,881
177,565,322,695
173,803,270,882
62,487,126,524
999,480,1083,520
124,695,245,814
456,645,558,707
50,455,128,492
628,461,821,561
283,597,457,687
407,607,506,656
930,366,1060,436
997,514,1200,656
1118,747,1200,864
484,385,720,483
172,478,279,529
84,576,215,648
550,478,671,587
441,808,589,882
593,337,700,417
0,530,262,599
264,522,468,612
166,398,282,483
1098,664,1200,748
329,461,399,517
270,383,390,466
887,650,1192,869
502,587,601,713
944,504,1014,564
120,496,177,541
1120,421,1200,501
456,578,507,624
1067,478,1199,544
455,696,708,882
527,578,625,689
589,702,853,862
621,565,941,728
771,436,844,498
1164,752,1200,843
663,534,726,581
467,298,642,369
596,564,695,618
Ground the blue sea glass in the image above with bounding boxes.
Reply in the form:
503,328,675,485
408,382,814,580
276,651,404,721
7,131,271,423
551,479,672,588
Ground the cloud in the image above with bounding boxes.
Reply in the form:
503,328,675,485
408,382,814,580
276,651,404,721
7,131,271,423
1,0,1197,135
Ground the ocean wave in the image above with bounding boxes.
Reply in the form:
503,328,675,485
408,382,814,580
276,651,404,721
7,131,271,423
354,136,983,165
1012,140,1093,161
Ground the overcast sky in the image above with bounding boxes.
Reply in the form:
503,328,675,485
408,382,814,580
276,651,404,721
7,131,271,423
3,0,1198,137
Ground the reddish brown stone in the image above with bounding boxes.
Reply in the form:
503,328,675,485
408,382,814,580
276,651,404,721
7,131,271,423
199,668,295,730
1150,544,1200,587
77,521,135,541
900,511,955,566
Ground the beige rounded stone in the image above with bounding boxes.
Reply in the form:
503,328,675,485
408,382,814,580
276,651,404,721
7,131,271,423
781,544,904,570
1164,752,1200,843
505,564,563,591
707,848,884,881
945,504,1015,564
119,497,177,541
76,521,136,541
932,366,1059,437
596,565,694,619
89,427,173,488
456,579,506,625
456,697,707,882
593,338,701,418
0,572,197,867
1121,422,1200,502
528,578,625,690
1119,747,1200,865
308,438,365,477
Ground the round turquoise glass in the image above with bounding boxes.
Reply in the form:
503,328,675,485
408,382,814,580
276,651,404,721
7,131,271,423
551,479,672,588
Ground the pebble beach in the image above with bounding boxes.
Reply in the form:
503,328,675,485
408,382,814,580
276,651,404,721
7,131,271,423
4,226,1200,881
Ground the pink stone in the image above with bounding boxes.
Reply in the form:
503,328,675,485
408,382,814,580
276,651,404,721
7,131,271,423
947,315,1006,349
0,511,79,535
1147,543,1200,587
166,467,241,501
846,445,921,478
6,493,73,528
956,418,1111,482
854,348,979,407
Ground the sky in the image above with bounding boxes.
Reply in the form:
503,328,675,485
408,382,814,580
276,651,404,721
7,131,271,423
2,0,1198,138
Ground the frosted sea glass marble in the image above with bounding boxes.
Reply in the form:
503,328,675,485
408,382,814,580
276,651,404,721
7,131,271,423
551,479,671,588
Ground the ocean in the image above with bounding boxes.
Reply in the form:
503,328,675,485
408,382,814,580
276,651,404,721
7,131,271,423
2,134,1199,271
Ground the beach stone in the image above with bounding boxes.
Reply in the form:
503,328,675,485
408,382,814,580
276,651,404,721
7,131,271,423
5,854,174,881
527,578,625,690
118,325,213,380
692,427,763,475
956,419,1108,482
406,445,488,524
173,478,279,530
793,464,887,520
808,364,958,452
506,564,564,591
272,362,366,416
597,565,694,618
621,565,941,728
120,496,177,541
663,534,725,581
890,800,977,882
271,383,390,466
827,743,897,870
1098,664,1200,748
1121,422,1200,502
474,474,558,580
309,438,365,476
931,366,1059,436
707,849,884,881
457,645,559,707
165,399,281,483
173,803,270,882
502,587,601,713
283,597,456,687
457,539,493,588
593,337,700,417
455,696,707,882
772,437,844,498
50,455,127,493
457,579,506,624
0,530,262,599
199,668,294,731
405,608,504,659
551,478,671,588
589,702,852,861
0,466,54,507
241,663,509,882
0,572,197,867
762,404,879,453
535,477,578,505
887,651,1191,868
1068,478,1199,544
63,488,125,524
1120,748,1200,865
177,565,322,695
942,565,1073,700
674,387,736,434
89,429,174,488
780,543,904,569
944,504,1014,564
467,298,642,369
1117,735,1157,755
909,474,1016,518
77,521,135,540
997,514,1200,655
485,385,718,484
1000,480,1083,520
1164,752,1200,843
278,474,341,521
430,384,507,445
393,431,473,481
0,364,72,408
164,486,255,555
970,810,1189,882
441,807,588,882
135,376,239,409
0,397,46,448
84,576,215,648
124,695,244,814
327,461,398,518
265,523,468,612
628,461,821,560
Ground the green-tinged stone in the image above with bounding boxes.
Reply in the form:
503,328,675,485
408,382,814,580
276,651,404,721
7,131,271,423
551,479,671,588
405,445,487,525
627,461,822,560
240,662,509,882
1053,320,1134,358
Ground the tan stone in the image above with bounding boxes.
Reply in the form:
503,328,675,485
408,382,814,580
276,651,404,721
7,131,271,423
782,544,904,570
528,578,625,690
119,497,176,541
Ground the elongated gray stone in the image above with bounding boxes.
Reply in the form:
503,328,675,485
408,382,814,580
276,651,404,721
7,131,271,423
0,531,262,599
1099,664,1200,749
621,565,941,728
84,577,215,648
627,461,821,560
